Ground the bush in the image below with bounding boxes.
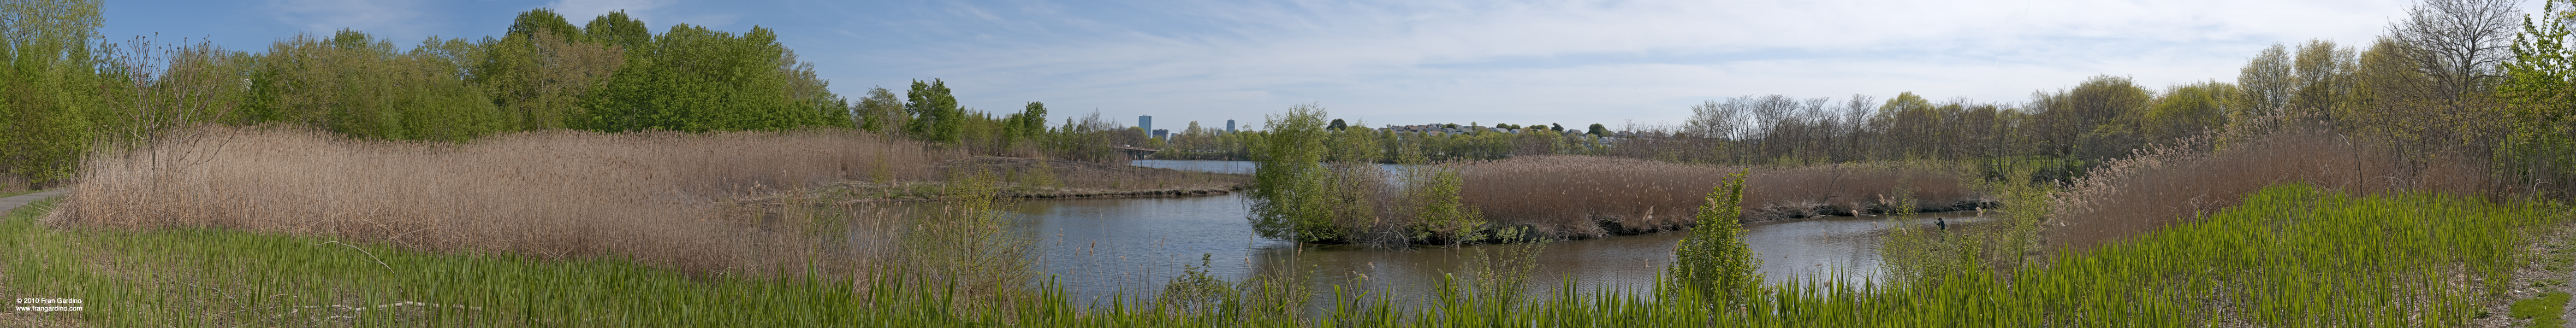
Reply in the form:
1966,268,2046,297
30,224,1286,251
1666,169,1761,310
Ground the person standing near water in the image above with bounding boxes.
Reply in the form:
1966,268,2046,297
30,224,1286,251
1936,217,1947,231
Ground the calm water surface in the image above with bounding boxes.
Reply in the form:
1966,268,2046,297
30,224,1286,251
883,160,1989,304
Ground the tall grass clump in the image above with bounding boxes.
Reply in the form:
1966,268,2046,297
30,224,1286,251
55,125,961,276
898,169,1038,301
935,156,1245,194
1878,165,2055,281
1665,170,1762,311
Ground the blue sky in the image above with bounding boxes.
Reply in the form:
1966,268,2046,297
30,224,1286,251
103,0,2501,130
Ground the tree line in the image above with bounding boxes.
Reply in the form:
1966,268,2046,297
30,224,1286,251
1271,0,2573,192
1239,0,2576,246
0,3,1148,188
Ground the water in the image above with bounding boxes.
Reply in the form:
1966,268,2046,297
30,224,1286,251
1005,192,1989,304
869,160,1990,304
1026,160,1989,303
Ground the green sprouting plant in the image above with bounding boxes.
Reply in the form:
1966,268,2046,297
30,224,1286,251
1666,169,1762,311
1024,160,1060,188
1977,165,2055,272
1408,165,1488,244
1464,243,1544,304
900,168,1037,301
1155,254,1238,314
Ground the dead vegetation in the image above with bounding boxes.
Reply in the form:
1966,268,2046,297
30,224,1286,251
1456,155,1987,239
55,126,962,276
2046,127,2496,251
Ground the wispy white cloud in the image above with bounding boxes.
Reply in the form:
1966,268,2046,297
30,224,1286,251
261,0,435,38
876,0,2452,125
547,0,736,28
201,0,2536,126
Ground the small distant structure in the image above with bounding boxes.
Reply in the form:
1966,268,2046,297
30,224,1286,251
1151,128,1170,139
1114,145,1160,160
1226,119,1236,133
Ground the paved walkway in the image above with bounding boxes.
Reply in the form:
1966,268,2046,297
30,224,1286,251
0,189,67,214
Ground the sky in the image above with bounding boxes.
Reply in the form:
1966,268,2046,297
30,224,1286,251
100,0,2531,131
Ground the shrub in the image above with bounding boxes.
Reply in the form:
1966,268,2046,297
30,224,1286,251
1666,170,1761,310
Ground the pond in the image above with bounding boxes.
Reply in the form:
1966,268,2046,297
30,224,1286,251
863,160,1991,305
1005,193,1989,305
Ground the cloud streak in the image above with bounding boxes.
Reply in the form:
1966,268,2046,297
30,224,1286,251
262,0,436,38
167,0,2513,127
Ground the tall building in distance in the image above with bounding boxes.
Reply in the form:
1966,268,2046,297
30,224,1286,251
1226,119,1236,133
1138,115,1153,135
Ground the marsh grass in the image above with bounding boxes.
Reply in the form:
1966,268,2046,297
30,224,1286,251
57,126,961,277
1456,155,1985,240
2050,128,2494,251
15,124,2560,326
935,156,1247,195
1878,165,2054,282
3,183,2557,326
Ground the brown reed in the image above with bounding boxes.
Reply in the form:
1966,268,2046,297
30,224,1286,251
55,126,963,276
936,156,1245,193
1456,155,1984,239
2046,127,2494,251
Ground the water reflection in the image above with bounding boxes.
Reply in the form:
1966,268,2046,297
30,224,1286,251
981,192,1991,304
840,160,1995,305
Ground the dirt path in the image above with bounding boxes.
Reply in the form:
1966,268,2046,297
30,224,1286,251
2472,216,2576,328
0,188,65,214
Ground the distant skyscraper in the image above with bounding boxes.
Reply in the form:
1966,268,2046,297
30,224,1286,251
1139,115,1153,134
1152,129,1170,139
1226,119,1235,133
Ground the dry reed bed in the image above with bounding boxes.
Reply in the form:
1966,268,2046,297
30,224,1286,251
778,156,1249,203
2048,128,2492,251
937,156,1245,192
1457,155,1984,239
55,126,961,276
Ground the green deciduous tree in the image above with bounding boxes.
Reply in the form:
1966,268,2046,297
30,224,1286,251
856,86,903,133
0,0,106,186
582,24,842,132
583,11,652,54
240,30,513,141
2500,0,2576,194
1247,104,1343,242
2290,39,2358,120
903,78,963,142
2146,80,2240,141
478,9,624,131
2239,43,2296,115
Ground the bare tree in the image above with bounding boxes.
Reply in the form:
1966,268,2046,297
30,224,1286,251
104,36,241,174
2389,0,2524,98
1685,99,1742,139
